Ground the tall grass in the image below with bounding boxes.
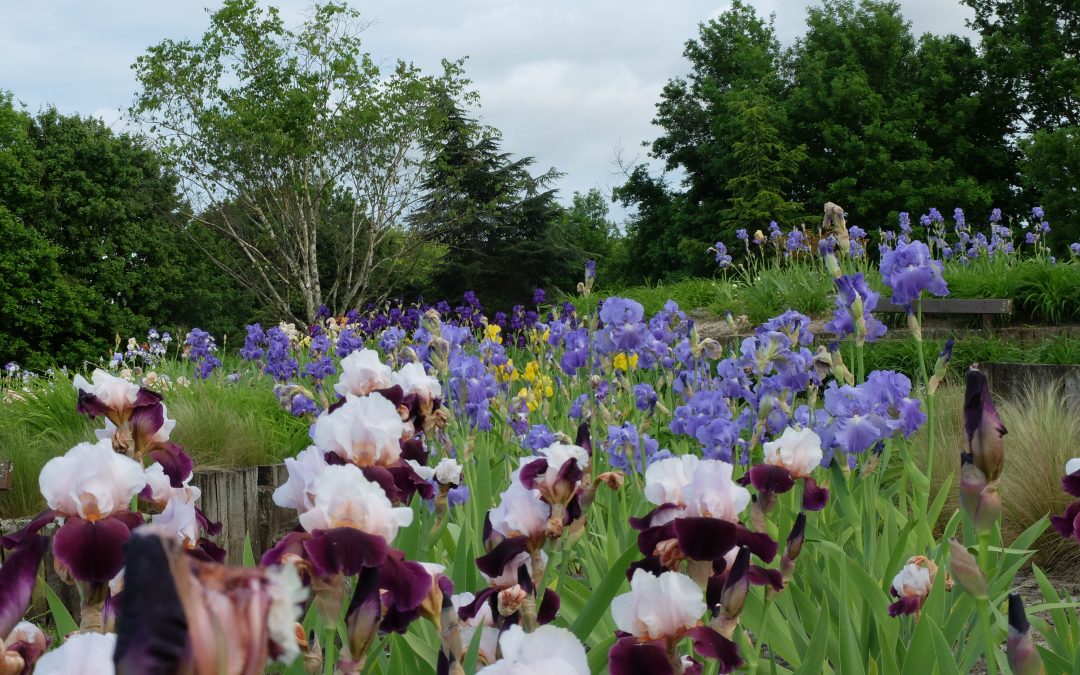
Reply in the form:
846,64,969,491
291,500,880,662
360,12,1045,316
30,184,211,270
864,335,1080,383
0,372,311,519
910,382,1080,579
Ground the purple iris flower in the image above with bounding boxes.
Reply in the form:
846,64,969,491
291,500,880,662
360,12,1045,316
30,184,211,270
714,242,733,267
1032,206,1045,220
604,423,668,473
880,239,949,306
786,229,808,254
1025,231,1038,245
569,393,589,420
533,288,546,305
184,328,221,379
736,228,748,242
585,259,597,282
264,327,299,381
825,273,887,343
239,324,266,360
953,208,965,228
898,212,911,232
379,327,406,352
523,424,559,450
290,394,318,416
1070,243,1080,256
634,383,658,411
595,297,648,354
990,208,1002,223
758,310,814,346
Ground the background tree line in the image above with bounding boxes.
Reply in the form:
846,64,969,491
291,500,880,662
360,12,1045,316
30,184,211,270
616,0,1080,280
3,0,1080,368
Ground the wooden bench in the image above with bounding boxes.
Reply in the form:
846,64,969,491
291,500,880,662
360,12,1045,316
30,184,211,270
0,459,10,491
875,298,1013,329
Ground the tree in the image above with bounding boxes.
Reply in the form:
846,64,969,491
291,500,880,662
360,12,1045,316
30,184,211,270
719,87,807,234
552,188,618,276
131,0,472,321
964,0,1080,132
1020,128,1080,246
413,96,568,308
0,92,255,368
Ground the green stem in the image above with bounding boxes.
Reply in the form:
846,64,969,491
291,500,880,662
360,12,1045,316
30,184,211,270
752,595,771,674
324,624,336,675
977,533,998,675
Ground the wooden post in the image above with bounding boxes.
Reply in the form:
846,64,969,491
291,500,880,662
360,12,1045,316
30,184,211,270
0,459,11,491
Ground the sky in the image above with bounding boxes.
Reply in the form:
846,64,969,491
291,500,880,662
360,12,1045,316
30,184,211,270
0,0,976,224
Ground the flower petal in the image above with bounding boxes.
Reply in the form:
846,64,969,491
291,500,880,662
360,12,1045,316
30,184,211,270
475,536,528,579
114,530,189,674
689,626,744,673
0,534,47,637
302,527,388,577
747,464,795,495
735,526,778,564
52,516,132,582
608,636,674,675
674,517,737,561
801,476,829,511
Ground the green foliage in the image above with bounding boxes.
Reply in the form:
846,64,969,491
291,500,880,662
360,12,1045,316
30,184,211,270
1020,127,1080,247
131,0,473,321
414,95,571,308
719,86,807,233
0,92,257,370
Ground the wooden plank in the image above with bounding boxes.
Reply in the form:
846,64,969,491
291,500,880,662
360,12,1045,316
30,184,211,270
0,459,11,491
875,298,1013,315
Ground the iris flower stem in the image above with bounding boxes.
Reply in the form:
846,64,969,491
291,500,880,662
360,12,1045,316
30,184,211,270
751,594,772,673
323,624,336,675
978,533,998,675
913,297,933,513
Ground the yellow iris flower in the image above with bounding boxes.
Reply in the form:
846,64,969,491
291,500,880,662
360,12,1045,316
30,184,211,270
612,352,639,372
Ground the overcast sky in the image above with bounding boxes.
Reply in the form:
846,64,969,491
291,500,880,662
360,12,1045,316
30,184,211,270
1,0,976,223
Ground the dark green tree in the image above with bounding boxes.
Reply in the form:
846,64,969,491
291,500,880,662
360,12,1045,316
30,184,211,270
0,92,258,368
963,0,1080,132
719,87,807,234
1020,128,1080,246
414,97,569,307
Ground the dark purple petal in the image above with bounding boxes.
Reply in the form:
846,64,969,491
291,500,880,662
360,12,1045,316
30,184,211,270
720,547,750,617
801,476,829,511
575,422,592,456
400,438,428,463
114,530,188,674
187,538,227,563
52,516,132,582
456,588,496,622
1,509,59,549
130,402,165,448
303,528,388,577
674,517,737,561
260,531,312,567
689,626,744,673
888,595,923,617
537,589,560,625
736,526,778,563
346,565,382,653
387,461,436,502
636,522,676,558
0,534,46,637
75,391,110,418
518,458,549,491
628,503,678,531
748,465,795,495
964,367,1006,481
608,637,674,675
360,466,403,503
553,459,584,498
374,385,405,409
1051,501,1080,539
1063,472,1080,498
626,556,665,582
147,444,193,488
134,387,164,408
380,549,431,614
748,566,784,591
475,536,528,578
194,508,222,537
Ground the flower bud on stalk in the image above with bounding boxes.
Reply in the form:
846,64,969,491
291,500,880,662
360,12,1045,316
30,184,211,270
1007,593,1046,675
781,513,807,583
928,338,955,395
948,539,987,600
824,252,842,280
959,454,1001,534
827,343,855,385
965,367,1007,483
906,309,923,343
